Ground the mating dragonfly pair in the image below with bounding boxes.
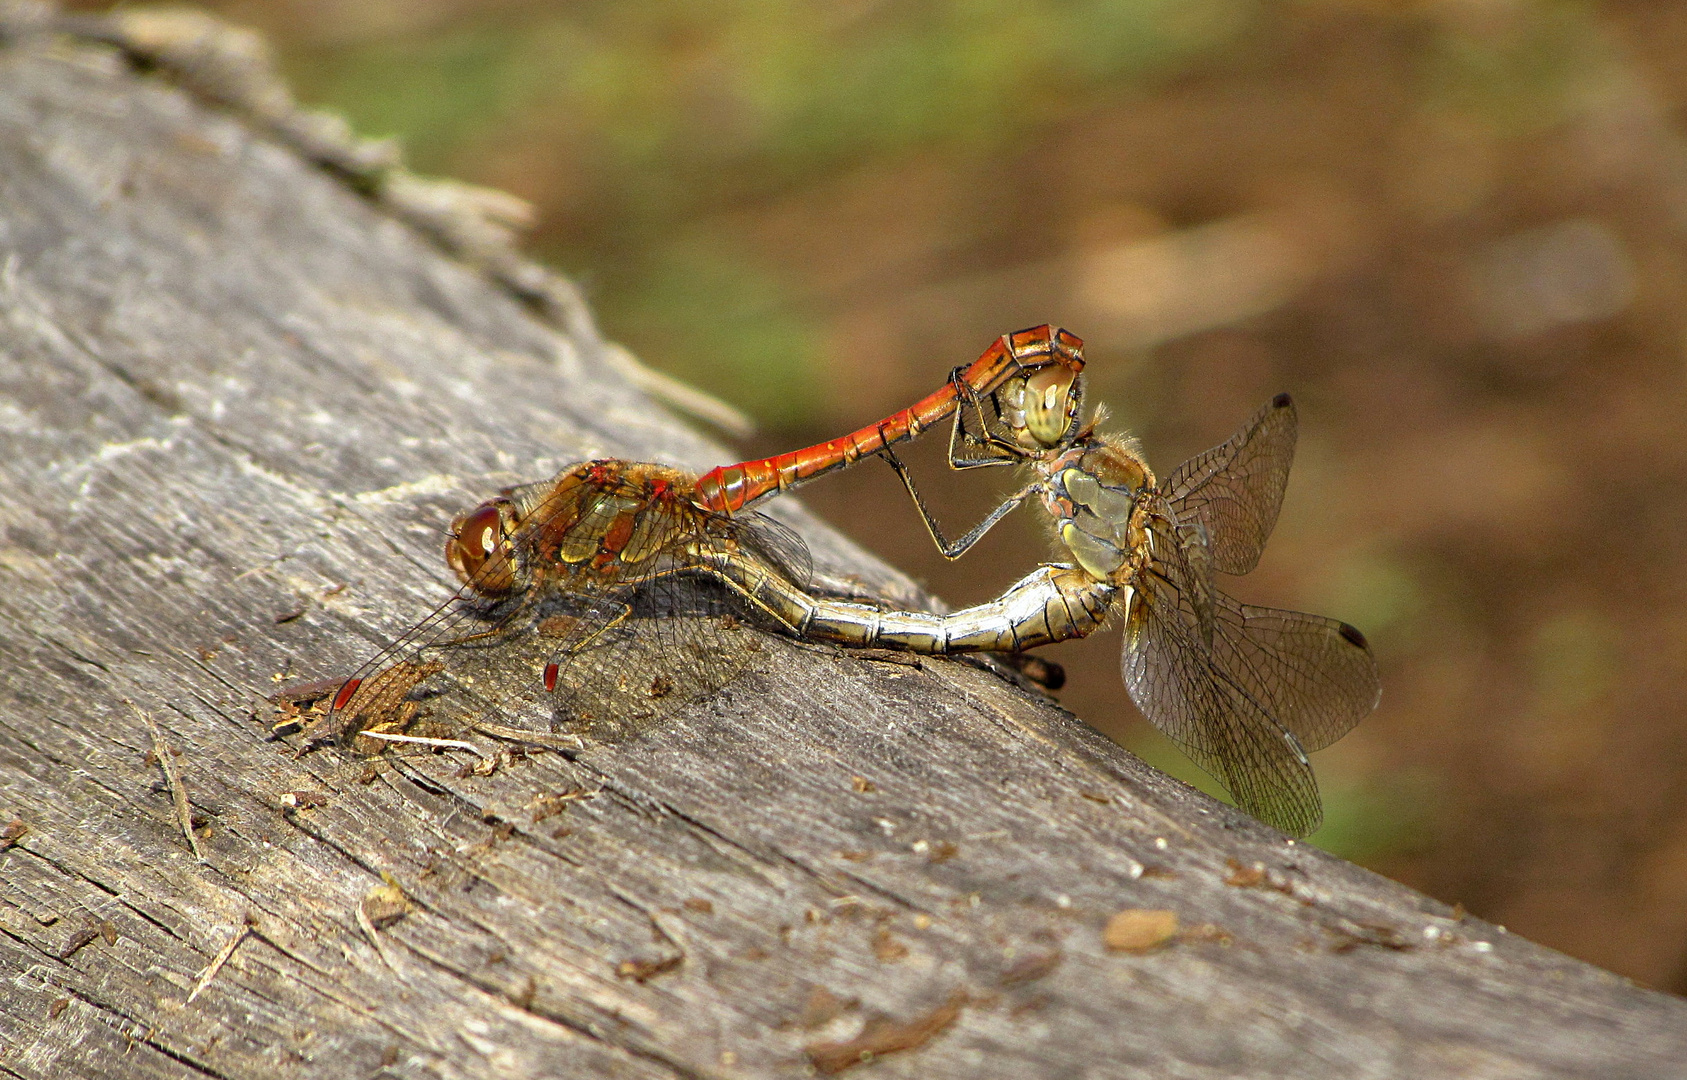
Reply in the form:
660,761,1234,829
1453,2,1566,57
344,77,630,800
320,327,1378,837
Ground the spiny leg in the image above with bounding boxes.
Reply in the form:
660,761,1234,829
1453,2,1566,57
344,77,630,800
879,443,1044,560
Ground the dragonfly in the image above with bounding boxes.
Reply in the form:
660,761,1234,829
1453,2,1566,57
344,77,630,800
692,324,1084,514
812,376,1381,837
318,328,1085,744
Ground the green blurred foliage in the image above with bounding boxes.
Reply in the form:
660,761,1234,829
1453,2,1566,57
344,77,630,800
285,0,1257,425
1126,725,1437,861
1423,0,1613,133
1310,768,1440,865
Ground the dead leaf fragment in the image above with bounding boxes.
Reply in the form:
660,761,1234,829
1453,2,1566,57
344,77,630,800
1000,949,1062,986
0,818,26,850
797,986,850,1030
279,790,327,811
872,929,909,963
58,925,100,960
360,875,410,930
617,954,682,982
806,990,967,1074
1223,858,1296,896
527,788,596,823
1224,859,1268,887
1103,909,1179,953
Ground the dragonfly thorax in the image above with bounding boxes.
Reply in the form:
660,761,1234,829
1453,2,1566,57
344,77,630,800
1043,440,1155,584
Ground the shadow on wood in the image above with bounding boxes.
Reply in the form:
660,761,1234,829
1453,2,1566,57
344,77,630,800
0,15,1683,1080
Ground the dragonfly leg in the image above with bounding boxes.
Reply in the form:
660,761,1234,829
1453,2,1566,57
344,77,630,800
879,443,1042,560
570,599,634,651
543,597,634,691
947,373,1039,468
696,563,807,637
593,561,809,640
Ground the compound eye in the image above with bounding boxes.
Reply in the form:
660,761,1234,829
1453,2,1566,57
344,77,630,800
447,502,515,594
1018,366,1079,449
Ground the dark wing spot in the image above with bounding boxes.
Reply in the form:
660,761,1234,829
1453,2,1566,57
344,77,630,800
1338,622,1369,649
1271,392,1293,409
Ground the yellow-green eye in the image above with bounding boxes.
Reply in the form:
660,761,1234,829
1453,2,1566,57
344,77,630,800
1018,366,1078,448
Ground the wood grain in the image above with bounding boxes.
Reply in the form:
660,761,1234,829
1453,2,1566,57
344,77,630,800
0,26,1684,1080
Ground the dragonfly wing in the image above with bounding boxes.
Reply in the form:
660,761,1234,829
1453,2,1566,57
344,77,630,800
1209,592,1380,753
325,586,565,742
1161,394,1297,576
542,561,770,741
1120,562,1326,837
735,509,813,590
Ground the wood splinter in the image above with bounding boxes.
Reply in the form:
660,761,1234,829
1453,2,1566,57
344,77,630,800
127,700,204,862
188,914,256,1003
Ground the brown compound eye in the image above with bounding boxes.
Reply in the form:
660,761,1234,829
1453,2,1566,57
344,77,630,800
446,501,516,595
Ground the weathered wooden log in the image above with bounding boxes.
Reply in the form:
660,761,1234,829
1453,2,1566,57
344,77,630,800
1,17,1684,1080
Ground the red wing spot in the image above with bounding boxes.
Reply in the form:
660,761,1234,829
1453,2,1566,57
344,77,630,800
544,663,560,693
1338,622,1369,649
332,678,362,712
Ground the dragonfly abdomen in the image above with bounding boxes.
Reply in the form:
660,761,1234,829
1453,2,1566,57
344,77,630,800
708,557,1117,655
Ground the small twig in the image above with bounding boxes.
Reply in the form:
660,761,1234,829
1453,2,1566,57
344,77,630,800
188,914,254,1003
472,722,584,752
355,903,403,979
356,731,484,756
127,700,204,862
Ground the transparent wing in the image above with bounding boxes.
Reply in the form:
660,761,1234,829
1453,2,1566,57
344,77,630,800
1119,532,1325,837
734,510,813,591
1208,592,1379,754
540,565,772,741
329,557,777,746
324,587,563,742
539,504,811,739
322,537,540,742
1161,393,1297,576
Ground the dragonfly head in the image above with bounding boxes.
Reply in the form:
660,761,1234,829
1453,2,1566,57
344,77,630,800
1005,363,1085,452
446,498,519,596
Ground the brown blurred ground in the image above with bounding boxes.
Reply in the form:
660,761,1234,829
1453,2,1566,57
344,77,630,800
106,0,1687,991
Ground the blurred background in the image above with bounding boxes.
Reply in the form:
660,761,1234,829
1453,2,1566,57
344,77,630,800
88,0,1687,991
